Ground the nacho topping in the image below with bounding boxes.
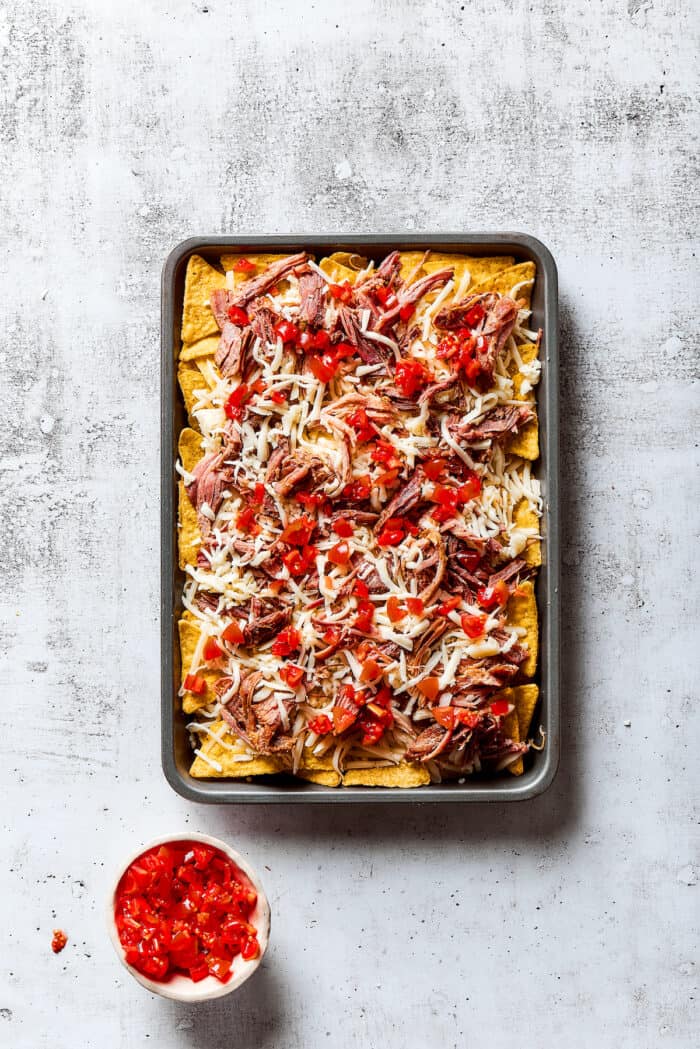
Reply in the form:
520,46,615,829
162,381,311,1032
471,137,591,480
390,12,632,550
178,251,542,783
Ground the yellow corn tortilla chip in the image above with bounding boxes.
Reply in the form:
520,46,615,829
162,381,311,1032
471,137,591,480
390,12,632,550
513,498,542,568
180,335,220,363
499,688,522,774
508,416,539,460
469,261,535,309
178,617,223,714
319,253,359,285
508,580,538,677
297,769,341,787
181,254,227,343
178,360,208,423
178,481,201,570
513,683,539,740
422,253,515,293
342,763,430,788
397,250,430,282
189,722,284,778
179,427,203,472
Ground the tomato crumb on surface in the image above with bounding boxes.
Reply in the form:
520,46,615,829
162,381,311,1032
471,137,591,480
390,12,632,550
51,929,68,954
114,842,260,985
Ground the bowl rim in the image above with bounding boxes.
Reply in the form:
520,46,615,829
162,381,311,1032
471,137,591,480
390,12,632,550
106,831,271,1001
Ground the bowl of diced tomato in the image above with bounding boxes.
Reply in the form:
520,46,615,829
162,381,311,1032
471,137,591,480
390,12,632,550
107,833,270,1001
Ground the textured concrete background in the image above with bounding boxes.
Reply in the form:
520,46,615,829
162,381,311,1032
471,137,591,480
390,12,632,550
1,1,698,1046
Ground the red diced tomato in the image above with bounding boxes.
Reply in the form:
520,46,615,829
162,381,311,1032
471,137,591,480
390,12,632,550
406,597,424,616
183,674,206,695
490,699,510,716
203,638,223,661
241,937,259,960
476,580,510,610
394,358,432,398
280,515,315,547
417,676,440,702
332,518,353,538
222,620,245,645
354,599,375,633
270,389,287,404
458,472,482,502
328,541,351,566
386,596,406,623
437,596,461,615
359,656,381,682
422,454,446,481
333,707,358,734
460,613,487,639
271,627,301,658
227,306,249,326
329,281,353,303
353,579,370,599
273,320,300,344
233,258,256,274
280,663,305,688
312,329,331,350
399,303,415,322
342,475,372,501
464,302,485,328
308,353,338,383
432,706,455,730
308,714,333,735
347,407,375,442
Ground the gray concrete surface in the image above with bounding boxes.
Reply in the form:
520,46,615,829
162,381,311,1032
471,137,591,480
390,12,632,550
1,1,698,1047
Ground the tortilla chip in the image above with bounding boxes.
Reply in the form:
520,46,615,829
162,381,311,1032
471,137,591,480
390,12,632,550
178,481,201,570
342,762,430,788
181,254,227,343
180,335,220,363
178,361,208,423
189,722,284,778
508,416,539,460
297,769,341,787
469,261,535,309
508,580,538,677
396,251,430,282
178,427,203,472
514,498,542,568
178,617,223,714
319,253,359,285
513,683,539,740
422,253,515,294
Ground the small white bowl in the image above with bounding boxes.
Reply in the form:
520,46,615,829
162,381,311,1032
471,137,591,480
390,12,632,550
107,832,271,1002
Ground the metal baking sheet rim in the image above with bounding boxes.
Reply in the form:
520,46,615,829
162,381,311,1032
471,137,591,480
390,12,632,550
161,234,560,804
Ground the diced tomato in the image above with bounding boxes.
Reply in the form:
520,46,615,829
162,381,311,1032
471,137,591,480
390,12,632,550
282,547,316,576
353,579,370,599
295,491,327,509
458,472,482,502
312,329,331,351
394,358,433,398
271,627,301,658
308,714,333,735
360,656,380,682
418,676,440,702
342,475,372,501
490,698,510,716
203,638,223,661
476,579,510,610
346,407,375,443
371,439,401,467
406,597,424,616
386,596,406,623
322,626,342,646
308,353,338,383
189,960,210,982
273,320,300,344
297,330,316,351
226,306,249,326
422,453,446,481
464,302,485,328
233,257,256,274
332,518,353,538
461,613,487,639
224,385,251,419
270,389,287,404
280,515,315,547
436,334,461,360
333,706,358,734
437,596,461,616
399,303,415,322
241,937,259,960
354,599,375,633
280,663,305,688
359,719,385,746
432,706,456,730
328,540,351,566
183,674,206,695
329,281,353,303
374,285,394,306
222,620,245,645
236,505,261,535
